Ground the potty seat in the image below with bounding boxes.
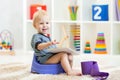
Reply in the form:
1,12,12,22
31,54,65,74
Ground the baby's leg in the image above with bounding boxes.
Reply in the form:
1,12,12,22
45,53,64,64
45,53,81,76
68,54,73,67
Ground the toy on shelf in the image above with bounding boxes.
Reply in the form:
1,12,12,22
68,0,78,20
92,4,109,21
54,24,80,54
94,32,107,54
84,41,91,53
115,0,120,21
58,25,69,48
68,6,78,20
30,4,47,19
71,25,80,51
0,29,14,55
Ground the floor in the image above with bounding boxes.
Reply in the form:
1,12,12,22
0,52,33,64
0,52,120,80
1,51,120,72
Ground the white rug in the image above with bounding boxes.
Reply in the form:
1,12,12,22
0,63,120,80
0,63,95,80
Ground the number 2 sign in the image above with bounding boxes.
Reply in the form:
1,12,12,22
92,5,109,21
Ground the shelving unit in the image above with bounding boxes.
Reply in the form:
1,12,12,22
23,0,120,57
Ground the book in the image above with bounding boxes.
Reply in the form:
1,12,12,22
48,48,79,55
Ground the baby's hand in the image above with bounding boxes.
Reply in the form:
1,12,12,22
52,40,59,45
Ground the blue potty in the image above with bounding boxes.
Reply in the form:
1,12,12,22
31,55,65,74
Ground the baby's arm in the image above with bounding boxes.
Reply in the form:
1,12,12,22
37,40,59,50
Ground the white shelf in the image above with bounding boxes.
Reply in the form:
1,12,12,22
113,21,120,24
27,20,32,23
52,20,81,23
82,21,111,24
23,0,120,56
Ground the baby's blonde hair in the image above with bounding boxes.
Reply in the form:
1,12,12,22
33,10,47,27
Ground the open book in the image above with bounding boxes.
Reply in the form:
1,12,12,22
48,48,79,55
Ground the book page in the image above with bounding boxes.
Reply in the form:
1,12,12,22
48,48,79,55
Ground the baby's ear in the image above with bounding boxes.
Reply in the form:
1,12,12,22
34,24,37,28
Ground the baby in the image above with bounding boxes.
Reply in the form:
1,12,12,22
31,10,81,76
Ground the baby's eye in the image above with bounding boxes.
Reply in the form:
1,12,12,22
46,22,49,24
39,23,44,25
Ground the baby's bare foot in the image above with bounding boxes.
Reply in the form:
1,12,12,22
67,70,82,76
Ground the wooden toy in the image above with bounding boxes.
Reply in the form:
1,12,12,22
68,0,78,20
84,41,91,53
94,32,107,54
71,25,80,51
68,6,78,20
58,25,69,48
57,24,80,52
0,30,14,55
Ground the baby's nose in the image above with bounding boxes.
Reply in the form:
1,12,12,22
43,23,47,26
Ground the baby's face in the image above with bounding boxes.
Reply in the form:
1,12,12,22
36,15,50,35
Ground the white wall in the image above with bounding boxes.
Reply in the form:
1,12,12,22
0,0,23,50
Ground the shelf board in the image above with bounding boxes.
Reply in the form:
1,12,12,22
27,20,32,23
52,20,81,23
0,51,15,55
27,20,81,23
113,21,120,24
82,21,111,24
81,53,111,55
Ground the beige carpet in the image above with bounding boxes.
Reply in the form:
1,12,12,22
0,63,120,80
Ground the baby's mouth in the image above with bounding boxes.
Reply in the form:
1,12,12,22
42,29,47,31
